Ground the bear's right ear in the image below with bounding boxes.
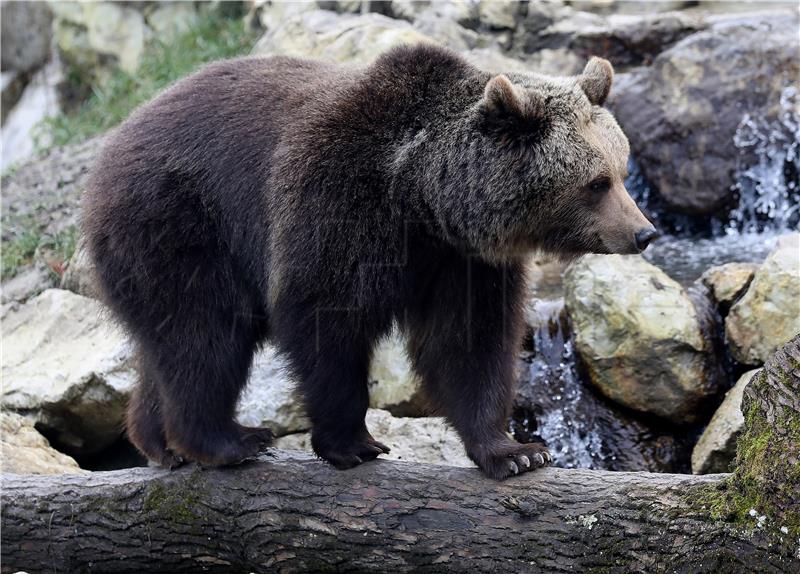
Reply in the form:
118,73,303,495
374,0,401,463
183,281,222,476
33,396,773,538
579,57,614,106
483,74,524,117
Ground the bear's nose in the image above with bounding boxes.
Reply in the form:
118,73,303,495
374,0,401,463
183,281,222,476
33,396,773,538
634,227,659,252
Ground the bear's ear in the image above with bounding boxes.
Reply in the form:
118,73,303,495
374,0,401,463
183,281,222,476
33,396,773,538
483,74,525,117
579,57,614,106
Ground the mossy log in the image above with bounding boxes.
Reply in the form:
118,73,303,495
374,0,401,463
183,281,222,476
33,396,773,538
2,337,799,574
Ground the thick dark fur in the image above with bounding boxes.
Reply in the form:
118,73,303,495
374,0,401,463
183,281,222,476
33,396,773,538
85,45,649,479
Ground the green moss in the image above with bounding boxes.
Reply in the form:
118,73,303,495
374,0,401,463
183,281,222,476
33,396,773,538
37,7,258,149
143,478,203,525
690,366,800,538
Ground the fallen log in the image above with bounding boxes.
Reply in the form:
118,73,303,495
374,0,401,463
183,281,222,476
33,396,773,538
2,337,799,574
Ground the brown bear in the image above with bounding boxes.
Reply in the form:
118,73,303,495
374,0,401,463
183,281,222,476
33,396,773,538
83,44,656,479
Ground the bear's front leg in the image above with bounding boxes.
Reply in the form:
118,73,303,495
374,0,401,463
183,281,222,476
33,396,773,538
405,256,552,479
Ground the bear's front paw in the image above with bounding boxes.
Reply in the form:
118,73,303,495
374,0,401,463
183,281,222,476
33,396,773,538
473,441,552,480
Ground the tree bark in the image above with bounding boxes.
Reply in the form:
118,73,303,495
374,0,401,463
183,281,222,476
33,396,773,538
3,336,799,574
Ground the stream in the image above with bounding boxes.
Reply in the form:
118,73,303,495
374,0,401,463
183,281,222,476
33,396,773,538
511,90,799,472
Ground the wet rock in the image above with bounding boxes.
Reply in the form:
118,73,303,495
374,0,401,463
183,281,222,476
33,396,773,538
368,331,426,416
609,12,800,215
253,10,434,64
691,369,759,475
700,262,758,312
2,289,135,454
275,409,473,467
514,298,691,472
1,411,85,474
564,254,717,424
1,0,53,73
236,346,309,437
726,234,800,365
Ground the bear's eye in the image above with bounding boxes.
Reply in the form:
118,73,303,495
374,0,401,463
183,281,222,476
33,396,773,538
588,177,611,194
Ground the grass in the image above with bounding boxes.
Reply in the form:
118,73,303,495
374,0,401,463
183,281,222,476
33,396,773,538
37,6,258,149
1,225,78,280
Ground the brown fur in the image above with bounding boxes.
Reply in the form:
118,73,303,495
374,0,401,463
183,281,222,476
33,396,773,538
83,45,654,479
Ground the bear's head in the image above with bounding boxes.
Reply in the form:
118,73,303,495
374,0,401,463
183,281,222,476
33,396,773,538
418,56,657,261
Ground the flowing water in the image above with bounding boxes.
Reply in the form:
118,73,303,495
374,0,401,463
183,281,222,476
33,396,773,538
514,90,799,471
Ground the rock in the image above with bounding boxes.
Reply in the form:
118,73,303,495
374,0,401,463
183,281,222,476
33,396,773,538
60,235,98,299
246,0,319,33
2,289,135,454
564,254,717,424
252,10,435,63
700,262,758,312
0,0,53,73
237,332,428,433
691,369,759,475
566,11,706,67
275,409,474,467
82,2,148,74
478,0,522,31
0,411,85,474
368,331,426,416
1,262,56,304
235,346,309,436
1,70,26,124
609,12,800,215
411,14,483,51
1,59,62,169
145,2,199,39
726,234,800,365
1,136,101,242
514,298,692,472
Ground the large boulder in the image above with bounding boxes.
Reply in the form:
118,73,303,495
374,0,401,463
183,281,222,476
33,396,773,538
275,408,473,467
252,10,434,63
517,5,705,68
0,411,85,474
609,12,800,215
2,289,135,454
0,0,53,73
514,298,692,473
726,234,800,365
691,369,759,475
564,254,718,423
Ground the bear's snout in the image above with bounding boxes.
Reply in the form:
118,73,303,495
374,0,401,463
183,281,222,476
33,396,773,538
634,227,659,252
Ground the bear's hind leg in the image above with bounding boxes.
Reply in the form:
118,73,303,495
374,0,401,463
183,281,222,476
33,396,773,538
126,354,184,469
147,317,274,467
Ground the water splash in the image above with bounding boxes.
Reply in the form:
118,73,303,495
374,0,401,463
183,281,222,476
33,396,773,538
512,298,604,469
627,86,800,237
726,86,800,234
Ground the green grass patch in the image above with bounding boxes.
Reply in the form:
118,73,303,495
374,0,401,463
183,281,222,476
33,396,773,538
1,225,78,280
38,7,258,149
1,228,42,280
